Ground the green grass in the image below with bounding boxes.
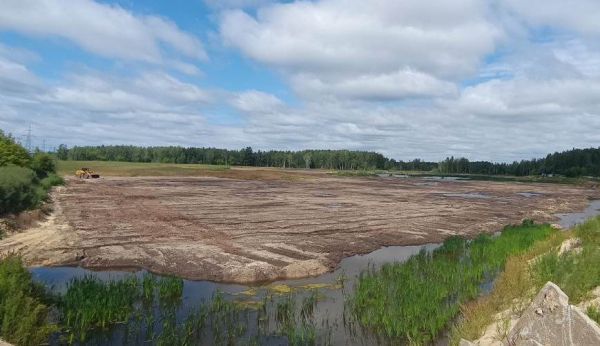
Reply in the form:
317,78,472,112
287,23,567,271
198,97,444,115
532,216,600,303
452,216,600,344
588,305,600,325
61,275,142,343
351,221,555,344
0,254,57,345
57,160,229,177
47,271,326,345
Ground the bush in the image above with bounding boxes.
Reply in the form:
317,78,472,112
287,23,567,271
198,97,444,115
0,166,41,215
0,131,30,167
40,174,64,191
30,153,57,179
0,255,57,345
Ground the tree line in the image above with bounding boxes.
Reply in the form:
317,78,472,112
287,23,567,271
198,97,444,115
438,147,600,177
56,145,436,171
53,144,600,177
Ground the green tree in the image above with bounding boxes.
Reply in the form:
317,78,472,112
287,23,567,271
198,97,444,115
0,130,30,167
56,144,68,160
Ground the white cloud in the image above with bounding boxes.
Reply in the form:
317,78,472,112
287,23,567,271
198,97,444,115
220,0,501,100
0,0,207,63
231,90,284,113
291,69,458,101
503,0,600,36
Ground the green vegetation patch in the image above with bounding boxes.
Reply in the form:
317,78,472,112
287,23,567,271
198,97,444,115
57,160,229,177
0,255,57,345
452,215,600,344
0,130,63,216
351,221,554,344
532,216,600,303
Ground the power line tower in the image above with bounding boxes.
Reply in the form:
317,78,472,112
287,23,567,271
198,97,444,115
25,124,32,154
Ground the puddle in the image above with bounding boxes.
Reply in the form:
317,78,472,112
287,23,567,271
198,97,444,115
517,192,543,198
29,200,600,345
443,192,491,199
423,176,470,181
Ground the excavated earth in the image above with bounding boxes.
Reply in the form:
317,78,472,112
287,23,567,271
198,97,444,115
1,173,598,283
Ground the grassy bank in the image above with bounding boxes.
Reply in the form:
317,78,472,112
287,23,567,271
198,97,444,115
350,221,555,344
452,216,600,344
0,255,57,345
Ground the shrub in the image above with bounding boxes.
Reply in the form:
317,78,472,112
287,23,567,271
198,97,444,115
30,153,57,178
0,166,41,215
0,255,57,345
40,174,64,191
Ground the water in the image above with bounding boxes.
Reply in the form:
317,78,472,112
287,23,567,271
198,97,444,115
516,192,543,198
443,192,491,199
556,200,600,229
29,200,600,345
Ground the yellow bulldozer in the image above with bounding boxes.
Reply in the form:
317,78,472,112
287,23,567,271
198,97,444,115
75,168,100,179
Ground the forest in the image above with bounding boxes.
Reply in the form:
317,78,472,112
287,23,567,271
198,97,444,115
55,145,436,171
438,147,600,177
54,144,600,177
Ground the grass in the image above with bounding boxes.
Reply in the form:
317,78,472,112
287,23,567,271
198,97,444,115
61,275,141,343
532,217,600,303
588,305,600,324
57,160,229,177
0,254,57,345
452,216,600,344
351,220,555,345
45,271,329,345
57,160,316,181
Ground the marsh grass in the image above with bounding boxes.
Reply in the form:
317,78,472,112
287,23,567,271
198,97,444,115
352,221,555,344
61,275,140,343
450,229,568,344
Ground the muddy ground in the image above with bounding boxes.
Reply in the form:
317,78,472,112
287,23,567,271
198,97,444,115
1,171,598,283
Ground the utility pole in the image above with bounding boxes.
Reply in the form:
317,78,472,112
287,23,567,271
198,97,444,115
42,138,46,153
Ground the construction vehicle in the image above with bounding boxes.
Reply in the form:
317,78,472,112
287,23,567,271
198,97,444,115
75,168,100,179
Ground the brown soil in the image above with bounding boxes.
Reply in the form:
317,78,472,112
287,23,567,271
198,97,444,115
1,173,597,283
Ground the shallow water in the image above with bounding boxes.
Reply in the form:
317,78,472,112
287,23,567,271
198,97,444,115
556,199,600,229
443,192,491,199
30,200,600,345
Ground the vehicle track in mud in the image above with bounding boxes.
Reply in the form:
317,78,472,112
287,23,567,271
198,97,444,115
1,173,598,283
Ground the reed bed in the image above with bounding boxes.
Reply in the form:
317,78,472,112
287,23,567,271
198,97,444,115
52,271,329,345
351,221,554,344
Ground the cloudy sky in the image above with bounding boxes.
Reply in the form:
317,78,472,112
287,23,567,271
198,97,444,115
1,0,599,162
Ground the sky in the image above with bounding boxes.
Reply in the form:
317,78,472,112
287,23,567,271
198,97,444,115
1,0,599,162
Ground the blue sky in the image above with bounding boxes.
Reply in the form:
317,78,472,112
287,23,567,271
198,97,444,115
1,0,599,161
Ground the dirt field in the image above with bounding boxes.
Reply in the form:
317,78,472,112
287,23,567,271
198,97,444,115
1,170,598,283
